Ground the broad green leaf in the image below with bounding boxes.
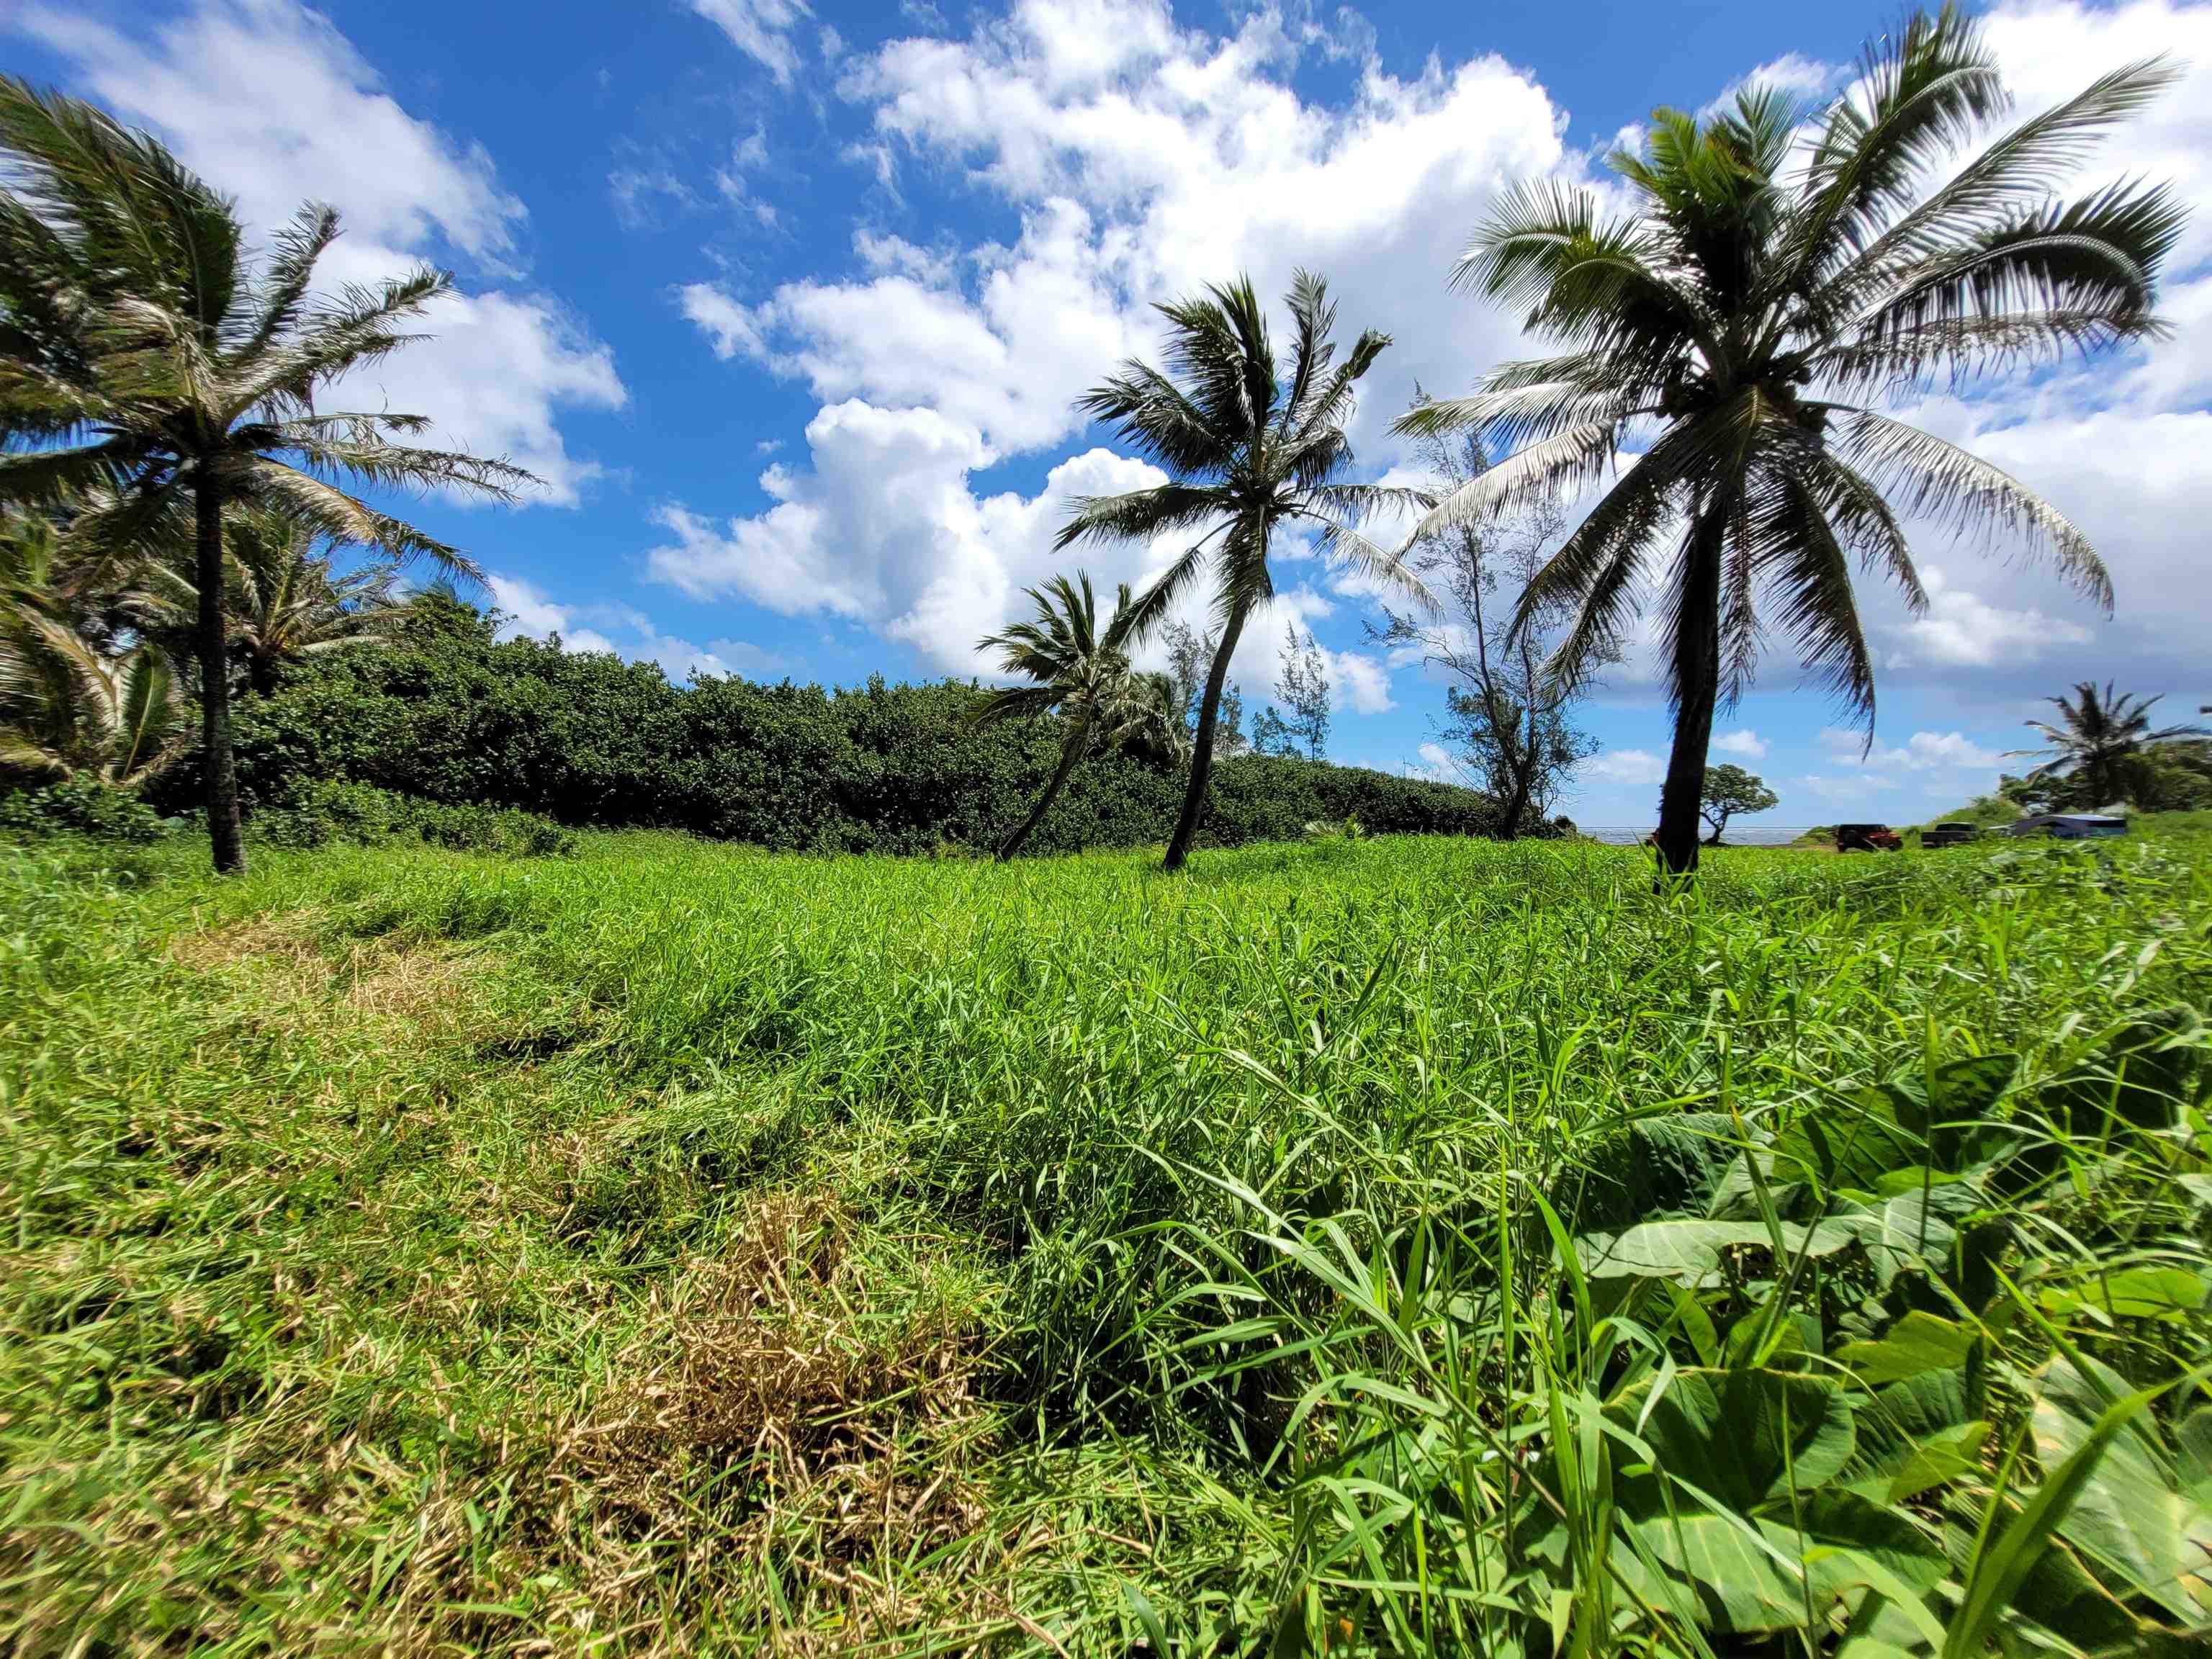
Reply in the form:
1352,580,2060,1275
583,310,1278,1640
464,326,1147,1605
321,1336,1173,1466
2177,1406,2212,1503
1772,1090,1920,1191
1933,1053,2020,1119
2029,1355,2212,1623
1831,1179,1986,1287
1560,1111,1743,1232
2036,1264,2207,1323
1947,1375,2180,1659
1848,1419,1990,1506
1836,1311,1977,1386
1614,1367,1856,1511
2041,1007,2204,1136
1575,1218,1858,1284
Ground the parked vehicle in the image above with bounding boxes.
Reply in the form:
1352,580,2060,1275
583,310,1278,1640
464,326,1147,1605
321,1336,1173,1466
1836,823,1903,852
1920,822,1981,848
2006,813,2129,840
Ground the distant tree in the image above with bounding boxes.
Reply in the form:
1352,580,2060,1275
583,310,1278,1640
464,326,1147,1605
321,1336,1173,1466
2009,680,2208,808
1249,703,1292,757
1058,271,1430,868
122,512,411,696
1699,763,1778,845
1266,623,1331,761
1161,618,1249,757
1399,11,2179,875
973,572,1138,860
1105,670,1191,768
0,81,533,872
1372,411,1604,834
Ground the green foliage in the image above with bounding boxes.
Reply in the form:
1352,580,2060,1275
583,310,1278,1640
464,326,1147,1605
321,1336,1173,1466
2014,681,2209,809
179,595,1496,854
4,822,2208,1651
254,778,574,858
0,772,174,842
1402,11,2181,871
1701,761,1781,842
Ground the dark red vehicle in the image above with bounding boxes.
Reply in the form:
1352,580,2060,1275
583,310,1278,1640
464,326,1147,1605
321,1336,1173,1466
1835,823,1902,853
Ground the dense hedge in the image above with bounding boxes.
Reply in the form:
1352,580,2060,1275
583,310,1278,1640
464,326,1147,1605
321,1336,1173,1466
158,595,1499,855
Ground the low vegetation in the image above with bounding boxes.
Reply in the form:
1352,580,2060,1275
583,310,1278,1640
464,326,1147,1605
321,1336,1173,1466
3,824,2206,1654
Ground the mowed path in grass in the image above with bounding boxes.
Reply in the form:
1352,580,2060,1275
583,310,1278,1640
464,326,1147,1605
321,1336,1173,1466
3,827,2207,1653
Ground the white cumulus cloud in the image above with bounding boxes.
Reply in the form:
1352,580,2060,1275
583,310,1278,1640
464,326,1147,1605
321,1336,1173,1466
14,0,626,506
1587,749,1666,788
1712,729,1768,760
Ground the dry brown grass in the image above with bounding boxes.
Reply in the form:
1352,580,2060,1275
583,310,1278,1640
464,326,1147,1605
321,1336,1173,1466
544,1190,993,1645
168,909,500,1043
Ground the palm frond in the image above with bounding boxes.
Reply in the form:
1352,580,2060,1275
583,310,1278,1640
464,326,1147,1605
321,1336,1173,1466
1053,483,1225,552
1833,409,2110,608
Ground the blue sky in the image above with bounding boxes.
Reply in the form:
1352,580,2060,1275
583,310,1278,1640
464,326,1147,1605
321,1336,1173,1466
9,0,2210,830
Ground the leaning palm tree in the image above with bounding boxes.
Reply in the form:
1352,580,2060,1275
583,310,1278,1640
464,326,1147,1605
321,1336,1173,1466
1398,6,2181,875
125,511,411,697
974,571,1138,861
1,515,186,788
2010,680,2207,807
0,81,534,871
1059,271,1431,869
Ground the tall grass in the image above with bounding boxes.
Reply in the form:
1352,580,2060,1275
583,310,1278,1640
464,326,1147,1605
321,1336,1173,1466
1,827,2206,1653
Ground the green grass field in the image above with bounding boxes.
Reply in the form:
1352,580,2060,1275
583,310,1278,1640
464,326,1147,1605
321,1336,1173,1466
4,828,2208,1655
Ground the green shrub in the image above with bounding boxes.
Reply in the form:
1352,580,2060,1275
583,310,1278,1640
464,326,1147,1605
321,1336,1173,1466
173,593,1499,855
0,776,174,844
253,778,573,858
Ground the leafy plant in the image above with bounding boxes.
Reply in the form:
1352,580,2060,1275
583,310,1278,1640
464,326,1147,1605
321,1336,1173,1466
0,79,534,873
1701,762,1779,845
1400,6,2180,874
1058,269,1433,868
2011,680,2210,809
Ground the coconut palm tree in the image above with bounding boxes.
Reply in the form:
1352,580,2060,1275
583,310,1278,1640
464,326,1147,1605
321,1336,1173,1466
0,81,533,872
1,514,186,788
124,511,410,697
974,572,1142,860
2010,680,2207,807
1106,670,1192,768
1398,6,2180,875
1058,271,1431,870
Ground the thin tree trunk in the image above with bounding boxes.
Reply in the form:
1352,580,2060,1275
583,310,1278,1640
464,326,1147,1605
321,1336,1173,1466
1163,603,1251,871
999,712,1091,861
195,473,246,874
1498,701,1537,839
1653,509,1725,878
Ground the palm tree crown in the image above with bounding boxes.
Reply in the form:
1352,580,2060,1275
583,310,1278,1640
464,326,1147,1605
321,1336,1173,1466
2011,680,2208,807
0,79,535,870
974,571,1145,860
0,514,185,789
1059,270,1431,868
124,512,411,697
1399,5,2181,873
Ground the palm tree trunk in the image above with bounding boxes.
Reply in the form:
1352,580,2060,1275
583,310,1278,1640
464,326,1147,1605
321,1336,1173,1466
195,474,246,874
1653,511,1725,878
999,712,1092,861
1163,603,1251,871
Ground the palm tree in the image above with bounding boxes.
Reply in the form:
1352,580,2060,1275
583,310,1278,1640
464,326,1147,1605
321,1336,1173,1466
974,572,1141,860
1398,6,2180,875
1,515,186,788
0,81,533,872
1105,670,1191,768
1059,271,1431,869
2010,680,2207,806
124,511,411,697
